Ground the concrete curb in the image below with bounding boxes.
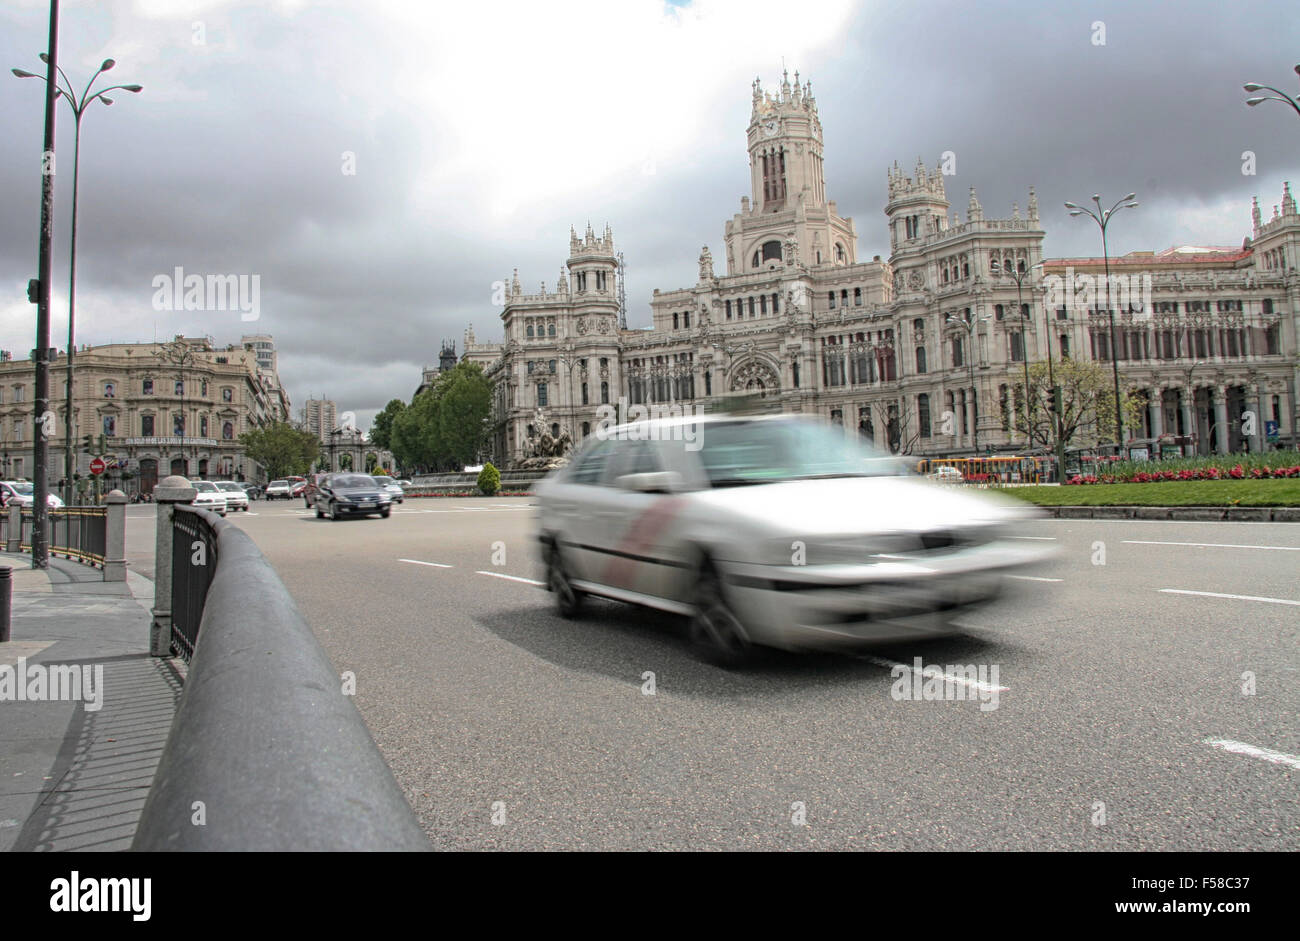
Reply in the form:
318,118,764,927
1042,506,1299,521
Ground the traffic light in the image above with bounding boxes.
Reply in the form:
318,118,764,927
27,279,40,304
81,434,94,454
97,433,106,454
1051,386,1062,416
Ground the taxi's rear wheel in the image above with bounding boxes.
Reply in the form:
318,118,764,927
690,563,751,667
545,541,583,618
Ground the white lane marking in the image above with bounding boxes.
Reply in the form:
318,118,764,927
398,558,453,568
475,570,544,586
1125,540,1300,552
1159,588,1300,607
1010,536,1057,541
1008,575,1064,582
1205,739,1300,770
861,656,1009,694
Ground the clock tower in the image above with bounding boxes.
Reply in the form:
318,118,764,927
724,72,857,275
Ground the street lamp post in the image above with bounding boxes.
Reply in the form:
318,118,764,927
1002,263,1039,448
14,56,142,506
1065,193,1138,455
1243,65,1300,120
155,341,197,477
945,312,989,453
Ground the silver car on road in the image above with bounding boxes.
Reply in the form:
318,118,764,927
535,414,1053,664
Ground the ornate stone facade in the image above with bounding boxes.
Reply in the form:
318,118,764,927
0,335,292,492
464,74,1300,465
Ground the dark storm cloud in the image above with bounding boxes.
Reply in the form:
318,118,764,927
2,0,1297,429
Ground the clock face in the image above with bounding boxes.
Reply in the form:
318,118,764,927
762,118,779,137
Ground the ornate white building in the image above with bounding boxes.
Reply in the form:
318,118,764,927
465,73,1300,466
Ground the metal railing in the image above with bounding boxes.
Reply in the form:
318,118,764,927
169,505,219,662
20,506,108,567
135,497,430,850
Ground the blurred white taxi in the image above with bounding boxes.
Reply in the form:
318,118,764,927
535,414,1053,664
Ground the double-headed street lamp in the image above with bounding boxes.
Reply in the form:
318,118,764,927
944,311,990,452
155,340,198,476
13,55,142,505
1001,261,1040,448
1065,192,1138,454
1243,65,1300,120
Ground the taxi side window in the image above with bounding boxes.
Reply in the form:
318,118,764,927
569,440,616,486
610,440,660,480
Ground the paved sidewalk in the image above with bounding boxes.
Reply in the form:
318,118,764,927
0,553,183,852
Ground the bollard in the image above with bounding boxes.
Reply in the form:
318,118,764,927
0,566,11,643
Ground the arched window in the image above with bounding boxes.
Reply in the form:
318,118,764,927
673,313,679,329
752,251,760,268
835,244,846,263
600,381,609,404
548,323,555,336
918,394,931,438
761,240,782,263
527,325,534,338
915,347,927,374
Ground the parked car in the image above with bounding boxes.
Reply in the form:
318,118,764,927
190,480,228,516
371,475,405,504
314,473,392,520
0,481,65,509
927,465,964,483
216,480,250,511
265,480,292,500
535,414,1052,665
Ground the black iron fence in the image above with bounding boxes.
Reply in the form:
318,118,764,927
20,506,108,567
170,505,220,662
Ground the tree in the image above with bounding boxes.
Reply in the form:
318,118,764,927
436,364,492,468
369,399,405,451
238,422,320,479
1012,358,1144,452
391,362,492,472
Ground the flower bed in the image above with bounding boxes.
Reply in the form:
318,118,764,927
404,489,534,498
1067,463,1300,485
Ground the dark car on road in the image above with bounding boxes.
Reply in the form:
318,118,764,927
314,473,392,520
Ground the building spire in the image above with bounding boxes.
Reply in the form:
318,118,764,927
967,186,983,222
1283,181,1296,216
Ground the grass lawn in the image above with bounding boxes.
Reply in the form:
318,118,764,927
999,479,1300,507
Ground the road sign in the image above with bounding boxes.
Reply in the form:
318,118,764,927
89,457,106,476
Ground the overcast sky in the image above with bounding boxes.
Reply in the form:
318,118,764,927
2,0,1298,431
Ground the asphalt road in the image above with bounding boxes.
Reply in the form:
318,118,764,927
125,498,1299,850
